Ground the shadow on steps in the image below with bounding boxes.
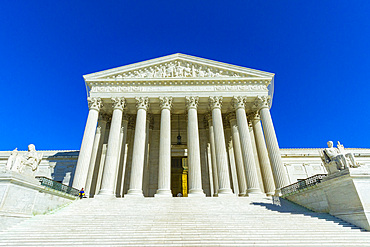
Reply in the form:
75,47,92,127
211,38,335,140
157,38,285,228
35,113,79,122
252,197,362,230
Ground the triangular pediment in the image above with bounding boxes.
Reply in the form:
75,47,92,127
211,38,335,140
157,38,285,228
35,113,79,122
84,53,274,81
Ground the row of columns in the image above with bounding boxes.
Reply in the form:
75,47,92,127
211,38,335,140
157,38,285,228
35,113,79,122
73,95,288,198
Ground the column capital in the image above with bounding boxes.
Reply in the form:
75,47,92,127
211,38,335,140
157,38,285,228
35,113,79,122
159,96,173,110
205,113,212,122
96,126,102,134
209,96,223,110
254,96,271,110
88,97,103,111
186,96,199,110
135,97,149,111
232,96,247,110
248,118,253,130
111,97,126,111
248,111,261,121
99,113,111,122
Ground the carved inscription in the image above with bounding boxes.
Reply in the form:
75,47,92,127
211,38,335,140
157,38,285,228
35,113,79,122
91,85,267,93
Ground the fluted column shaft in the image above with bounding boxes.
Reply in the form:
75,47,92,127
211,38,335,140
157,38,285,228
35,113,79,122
156,97,173,197
258,99,289,192
116,118,129,197
98,98,125,197
233,96,262,194
249,122,265,192
186,97,205,196
73,98,102,190
207,117,219,195
209,96,232,195
229,117,247,196
127,97,149,196
251,113,275,195
206,143,214,197
85,125,102,196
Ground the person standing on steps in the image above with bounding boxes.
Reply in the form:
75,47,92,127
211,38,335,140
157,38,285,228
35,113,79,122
79,188,85,199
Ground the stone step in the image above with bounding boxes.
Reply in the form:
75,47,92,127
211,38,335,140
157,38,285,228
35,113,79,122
1,197,369,246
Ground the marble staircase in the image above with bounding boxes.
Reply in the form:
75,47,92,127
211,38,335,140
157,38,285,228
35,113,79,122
1,196,370,246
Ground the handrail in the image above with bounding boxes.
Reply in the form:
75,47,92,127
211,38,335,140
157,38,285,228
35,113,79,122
281,174,327,196
35,176,79,197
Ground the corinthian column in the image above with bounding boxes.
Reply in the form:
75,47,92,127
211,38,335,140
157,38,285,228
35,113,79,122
98,98,125,198
206,114,219,196
232,96,262,195
250,111,275,196
255,96,289,194
73,97,102,190
127,97,149,197
155,97,173,197
186,96,205,197
228,113,247,196
209,96,232,195
85,125,102,197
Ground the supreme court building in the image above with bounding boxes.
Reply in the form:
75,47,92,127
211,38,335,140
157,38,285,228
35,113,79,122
72,53,289,198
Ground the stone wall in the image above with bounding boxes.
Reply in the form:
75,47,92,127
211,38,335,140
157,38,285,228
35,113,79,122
282,166,370,230
0,170,77,231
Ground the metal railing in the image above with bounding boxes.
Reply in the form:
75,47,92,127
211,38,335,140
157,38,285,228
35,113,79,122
281,174,327,196
36,176,79,197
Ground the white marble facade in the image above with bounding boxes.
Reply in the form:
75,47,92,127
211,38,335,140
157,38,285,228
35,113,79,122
71,53,290,198
2,54,370,198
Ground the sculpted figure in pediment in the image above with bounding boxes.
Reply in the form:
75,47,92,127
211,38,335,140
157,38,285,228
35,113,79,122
108,60,248,79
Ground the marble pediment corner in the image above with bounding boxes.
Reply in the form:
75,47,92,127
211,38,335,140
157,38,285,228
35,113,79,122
83,53,274,82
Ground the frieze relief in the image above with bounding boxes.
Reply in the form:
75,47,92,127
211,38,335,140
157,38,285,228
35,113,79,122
104,60,248,79
90,84,267,93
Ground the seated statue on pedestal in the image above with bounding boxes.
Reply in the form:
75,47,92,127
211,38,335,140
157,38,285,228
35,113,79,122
321,141,360,175
6,144,43,176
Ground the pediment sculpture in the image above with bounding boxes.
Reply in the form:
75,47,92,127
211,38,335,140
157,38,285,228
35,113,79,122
6,144,43,176
320,141,360,175
106,61,246,79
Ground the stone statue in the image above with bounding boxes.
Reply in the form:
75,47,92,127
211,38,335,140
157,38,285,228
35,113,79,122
6,148,18,170
321,141,360,175
6,144,43,176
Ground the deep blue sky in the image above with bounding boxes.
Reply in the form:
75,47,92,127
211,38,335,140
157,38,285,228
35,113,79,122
1,1,369,151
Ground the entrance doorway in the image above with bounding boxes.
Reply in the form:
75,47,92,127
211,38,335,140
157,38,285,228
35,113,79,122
171,157,188,197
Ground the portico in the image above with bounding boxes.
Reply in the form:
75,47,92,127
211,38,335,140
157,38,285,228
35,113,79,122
72,53,288,198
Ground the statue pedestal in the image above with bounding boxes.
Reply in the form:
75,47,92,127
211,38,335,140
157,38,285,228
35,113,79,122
0,170,76,229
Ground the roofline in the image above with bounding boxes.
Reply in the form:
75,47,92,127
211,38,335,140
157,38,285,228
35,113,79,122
83,53,275,80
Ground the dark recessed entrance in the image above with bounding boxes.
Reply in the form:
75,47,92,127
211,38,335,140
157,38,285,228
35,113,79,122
171,157,188,197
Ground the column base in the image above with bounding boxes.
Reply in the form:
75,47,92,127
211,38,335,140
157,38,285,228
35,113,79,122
216,193,236,198
247,188,263,194
217,188,233,195
125,189,144,197
96,189,116,199
188,189,206,197
154,189,172,197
